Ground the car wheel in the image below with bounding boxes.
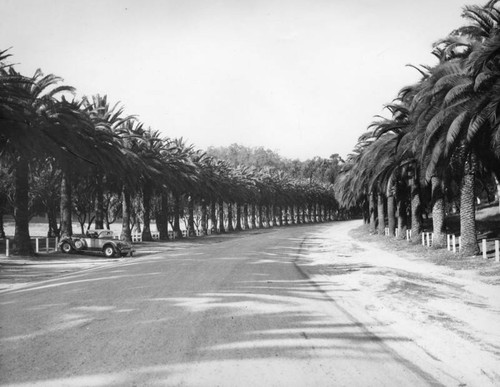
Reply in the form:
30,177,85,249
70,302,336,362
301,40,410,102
74,239,85,250
61,242,73,254
103,246,115,258
129,251,134,257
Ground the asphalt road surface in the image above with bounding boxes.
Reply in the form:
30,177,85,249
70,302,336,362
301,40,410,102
1,223,446,386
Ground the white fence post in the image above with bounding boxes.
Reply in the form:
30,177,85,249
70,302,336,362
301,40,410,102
459,236,462,252
422,233,425,246
6,239,9,257
46,238,49,253
427,233,431,247
495,240,499,263
482,239,487,260
447,234,451,251
452,235,457,253
36,238,39,253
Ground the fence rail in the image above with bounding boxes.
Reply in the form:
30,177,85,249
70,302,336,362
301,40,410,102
0,237,59,257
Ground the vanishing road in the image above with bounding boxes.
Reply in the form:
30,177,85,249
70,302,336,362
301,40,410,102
1,223,454,386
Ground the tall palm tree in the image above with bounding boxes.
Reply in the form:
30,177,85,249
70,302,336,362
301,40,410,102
0,58,107,253
82,94,134,230
421,2,500,254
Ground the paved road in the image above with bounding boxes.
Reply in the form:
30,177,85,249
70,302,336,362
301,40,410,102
1,223,443,386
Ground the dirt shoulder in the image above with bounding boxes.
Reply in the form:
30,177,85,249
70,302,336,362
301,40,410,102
349,223,500,285
296,220,500,386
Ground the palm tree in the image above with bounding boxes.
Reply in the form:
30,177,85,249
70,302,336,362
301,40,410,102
0,58,110,253
82,94,134,230
420,2,500,254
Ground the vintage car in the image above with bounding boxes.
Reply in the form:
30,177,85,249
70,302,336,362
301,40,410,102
58,229,134,257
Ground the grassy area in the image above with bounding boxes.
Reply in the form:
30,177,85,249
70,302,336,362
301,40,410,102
441,203,500,239
349,204,500,285
2,217,159,238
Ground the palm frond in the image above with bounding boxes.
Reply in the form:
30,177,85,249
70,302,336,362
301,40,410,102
444,110,470,157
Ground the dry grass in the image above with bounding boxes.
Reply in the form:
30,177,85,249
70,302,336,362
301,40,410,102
349,206,500,285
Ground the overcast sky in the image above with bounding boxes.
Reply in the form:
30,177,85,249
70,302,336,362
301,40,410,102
3,0,468,160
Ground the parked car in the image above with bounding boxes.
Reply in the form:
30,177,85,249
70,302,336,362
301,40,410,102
58,229,134,257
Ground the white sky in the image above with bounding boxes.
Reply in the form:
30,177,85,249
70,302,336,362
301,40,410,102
2,0,467,160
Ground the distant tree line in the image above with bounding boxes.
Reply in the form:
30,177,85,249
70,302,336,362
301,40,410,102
206,144,343,184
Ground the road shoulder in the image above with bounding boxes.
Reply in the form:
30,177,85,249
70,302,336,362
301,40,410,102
294,220,500,387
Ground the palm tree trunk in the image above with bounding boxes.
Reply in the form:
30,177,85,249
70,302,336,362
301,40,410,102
431,176,446,248
266,204,272,227
258,204,264,228
210,201,217,233
302,204,307,224
157,192,169,240
235,203,243,231
369,192,376,234
363,200,369,224
13,155,33,255
120,185,132,242
94,172,104,229
218,199,225,233
495,176,500,214
251,204,257,229
173,193,182,238
188,195,195,237
290,205,295,225
227,202,234,232
377,193,386,235
243,204,250,229
201,199,208,235
410,176,423,242
142,184,153,241
386,180,396,236
278,205,283,226
283,206,289,226
60,170,73,239
272,204,278,226
0,211,5,239
387,195,395,236
396,197,407,240
460,153,479,256
47,201,59,237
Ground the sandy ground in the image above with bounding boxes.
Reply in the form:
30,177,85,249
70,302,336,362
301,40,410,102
296,220,500,386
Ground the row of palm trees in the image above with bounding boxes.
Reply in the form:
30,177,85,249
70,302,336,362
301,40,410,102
334,0,500,256
0,49,338,256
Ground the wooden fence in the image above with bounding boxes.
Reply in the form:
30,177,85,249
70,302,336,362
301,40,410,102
384,227,500,262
